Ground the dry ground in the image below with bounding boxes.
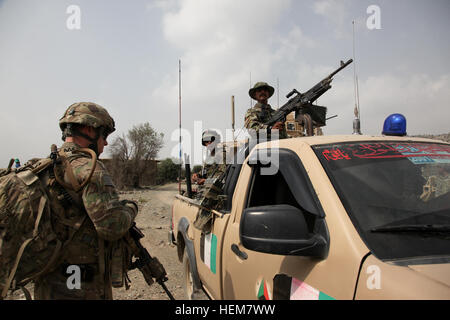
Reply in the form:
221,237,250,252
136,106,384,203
113,183,185,300
7,183,196,300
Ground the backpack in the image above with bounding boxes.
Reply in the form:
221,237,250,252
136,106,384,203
0,145,97,299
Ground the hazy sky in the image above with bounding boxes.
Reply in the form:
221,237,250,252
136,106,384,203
0,0,449,166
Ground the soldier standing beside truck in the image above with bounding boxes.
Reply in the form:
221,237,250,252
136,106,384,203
0,102,172,300
34,102,139,300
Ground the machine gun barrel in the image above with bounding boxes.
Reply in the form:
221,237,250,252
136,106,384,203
328,58,353,79
264,59,353,128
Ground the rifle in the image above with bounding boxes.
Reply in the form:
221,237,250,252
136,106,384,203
126,223,175,300
264,59,353,129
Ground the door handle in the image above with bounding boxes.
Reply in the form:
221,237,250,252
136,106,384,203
231,244,248,260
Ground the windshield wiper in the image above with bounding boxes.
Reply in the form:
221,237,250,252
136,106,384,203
371,224,450,233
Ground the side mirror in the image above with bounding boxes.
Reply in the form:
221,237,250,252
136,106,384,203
240,205,328,258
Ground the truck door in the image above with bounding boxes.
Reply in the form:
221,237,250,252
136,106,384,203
194,210,231,299
222,148,334,300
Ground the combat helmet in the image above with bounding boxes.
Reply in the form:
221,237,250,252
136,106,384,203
59,102,116,153
202,129,221,146
59,102,115,135
249,82,275,100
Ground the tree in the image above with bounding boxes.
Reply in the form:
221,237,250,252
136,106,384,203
109,122,164,188
127,122,164,161
156,158,180,185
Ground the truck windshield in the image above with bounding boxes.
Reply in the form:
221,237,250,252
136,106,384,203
313,141,450,263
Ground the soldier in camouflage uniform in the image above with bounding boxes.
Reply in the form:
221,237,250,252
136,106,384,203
33,102,138,300
193,130,227,232
244,82,287,140
198,130,226,182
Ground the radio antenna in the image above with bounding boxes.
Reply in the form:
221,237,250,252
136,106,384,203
352,20,362,134
249,72,252,108
178,59,182,193
277,77,280,108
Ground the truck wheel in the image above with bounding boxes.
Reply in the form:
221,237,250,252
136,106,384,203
183,249,200,300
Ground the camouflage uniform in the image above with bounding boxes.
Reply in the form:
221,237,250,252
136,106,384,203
192,131,228,232
194,162,227,202
34,142,137,300
244,102,287,139
34,103,137,300
193,162,227,233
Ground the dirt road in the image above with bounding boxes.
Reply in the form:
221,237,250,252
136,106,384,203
114,183,187,300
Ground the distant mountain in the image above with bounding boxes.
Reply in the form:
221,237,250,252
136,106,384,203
413,133,450,143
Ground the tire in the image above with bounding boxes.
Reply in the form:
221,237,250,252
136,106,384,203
183,248,200,300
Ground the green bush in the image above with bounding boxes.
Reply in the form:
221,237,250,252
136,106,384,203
156,158,180,185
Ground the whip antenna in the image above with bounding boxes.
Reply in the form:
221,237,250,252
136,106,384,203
178,59,182,193
352,20,362,134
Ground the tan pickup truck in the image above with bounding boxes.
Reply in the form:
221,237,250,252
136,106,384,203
169,135,450,300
